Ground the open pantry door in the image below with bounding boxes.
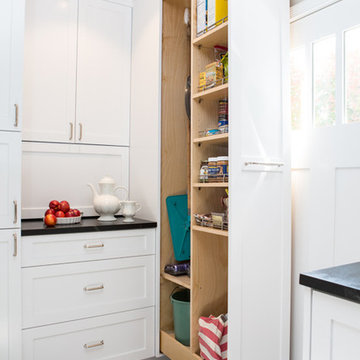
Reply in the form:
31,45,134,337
228,0,291,359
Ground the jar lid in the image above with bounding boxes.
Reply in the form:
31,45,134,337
208,157,218,162
217,156,229,161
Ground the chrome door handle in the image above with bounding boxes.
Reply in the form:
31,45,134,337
78,123,83,141
83,340,104,349
84,284,104,292
13,200,18,224
69,123,74,140
14,104,19,127
84,242,104,249
13,233,17,257
244,161,284,167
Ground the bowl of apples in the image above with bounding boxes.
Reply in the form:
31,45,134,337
44,200,82,226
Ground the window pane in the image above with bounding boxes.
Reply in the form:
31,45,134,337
345,26,360,124
313,36,336,127
291,47,306,130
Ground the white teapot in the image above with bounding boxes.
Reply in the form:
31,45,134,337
88,176,128,221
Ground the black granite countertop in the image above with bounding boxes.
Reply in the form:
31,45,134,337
300,262,360,304
22,217,157,236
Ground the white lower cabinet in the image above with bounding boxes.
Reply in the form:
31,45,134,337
21,229,156,360
310,291,360,360
0,229,21,360
22,307,154,360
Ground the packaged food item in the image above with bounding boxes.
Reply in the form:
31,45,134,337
208,0,228,28
200,161,209,183
217,156,228,182
199,71,206,89
208,157,220,182
206,128,221,136
214,45,228,62
197,0,207,34
205,61,223,87
218,98,228,132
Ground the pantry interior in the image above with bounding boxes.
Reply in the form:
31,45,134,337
161,0,229,357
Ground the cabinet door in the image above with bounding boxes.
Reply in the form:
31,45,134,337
0,229,21,360
76,0,132,146
311,291,360,360
23,0,77,142
228,0,291,359
0,132,21,229
0,0,25,131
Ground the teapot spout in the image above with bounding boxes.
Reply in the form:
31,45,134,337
87,183,99,199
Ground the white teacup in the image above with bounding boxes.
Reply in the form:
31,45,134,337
120,201,142,223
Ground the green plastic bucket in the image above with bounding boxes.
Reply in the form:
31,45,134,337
171,289,190,346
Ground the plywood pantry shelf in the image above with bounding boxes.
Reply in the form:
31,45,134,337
193,133,228,145
160,330,202,360
162,273,191,289
192,182,228,188
193,21,228,48
192,83,228,101
192,225,228,237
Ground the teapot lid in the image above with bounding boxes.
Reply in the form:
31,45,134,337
99,176,116,185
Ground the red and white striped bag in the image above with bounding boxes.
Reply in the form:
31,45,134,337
199,314,228,360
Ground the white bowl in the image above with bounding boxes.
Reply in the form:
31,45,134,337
55,216,81,225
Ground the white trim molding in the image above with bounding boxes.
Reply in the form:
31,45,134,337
290,0,343,22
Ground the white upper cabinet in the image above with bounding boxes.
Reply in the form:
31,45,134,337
0,132,21,229
23,0,132,146
23,0,78,143
76,0,132,146
0,0,25,131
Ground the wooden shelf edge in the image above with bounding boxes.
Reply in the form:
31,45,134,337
193,21,228,47
192,83,228,100
193,182,228,188
193,133,228,144
162,273,191,289
192,225,228,237
161,330,200,360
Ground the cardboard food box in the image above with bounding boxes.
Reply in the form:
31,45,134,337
205,62,224,87
197,0,207,34
199,72,206,88
208,0,228,28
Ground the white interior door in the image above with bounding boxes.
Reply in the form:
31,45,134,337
228,0,291,359
76,0,132,146
290,1,360,359
23,0,77,142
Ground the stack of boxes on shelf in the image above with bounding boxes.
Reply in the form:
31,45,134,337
197,0,228,34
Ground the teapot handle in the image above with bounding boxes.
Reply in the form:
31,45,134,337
115,186,128,201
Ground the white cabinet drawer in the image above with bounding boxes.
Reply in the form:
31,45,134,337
22,229,155,267
22,256,155,328
22,307,155,360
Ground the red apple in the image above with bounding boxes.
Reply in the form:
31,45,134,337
49,200,60,210
44,208,55,216
59,200,70,213
44,214,57,227
65,210,74,217
55,210,65,218
72,209,81,217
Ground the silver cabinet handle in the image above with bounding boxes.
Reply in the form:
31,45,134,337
78,123,83,141
244,161,284,167
13,233,17,257
69,123,74,140
13,200,18,224
84,284,104,292
14,104,19,127
84,242,104,249
83,340,104,349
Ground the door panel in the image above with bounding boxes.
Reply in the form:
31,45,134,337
0,0,24,131
76,0,132,146
228,0,291,359
23,0,77,142
0,132,21,229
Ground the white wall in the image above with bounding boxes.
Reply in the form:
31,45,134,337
129,0,162,356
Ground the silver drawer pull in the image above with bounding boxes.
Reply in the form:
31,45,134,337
14,104,19,127
13,200,18,224
83,340,104,349
84,284,104,292
84,242,104,249
13,233,17,257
